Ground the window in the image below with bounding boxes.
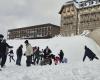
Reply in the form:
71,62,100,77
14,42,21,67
67,8,70,12
63,8,66,13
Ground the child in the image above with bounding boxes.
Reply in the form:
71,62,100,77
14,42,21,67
8,50,15,62
54,56,60,65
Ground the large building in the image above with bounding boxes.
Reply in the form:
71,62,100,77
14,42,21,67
59,0,100,36
7,23,60,39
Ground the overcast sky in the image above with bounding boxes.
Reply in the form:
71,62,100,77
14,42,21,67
0,0,69,37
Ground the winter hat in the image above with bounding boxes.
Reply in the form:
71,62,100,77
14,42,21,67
0,34,4,40
24,40,28,44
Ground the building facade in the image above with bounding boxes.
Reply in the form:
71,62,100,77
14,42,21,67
59,1,78,36
7,23,60,39
59,0,100,36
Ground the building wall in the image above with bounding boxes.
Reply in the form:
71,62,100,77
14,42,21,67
60,0,100,36
78,5,100,34
60,3,78,36
8,24,60,39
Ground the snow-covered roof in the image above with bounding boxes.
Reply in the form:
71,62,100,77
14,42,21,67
59,0,100,14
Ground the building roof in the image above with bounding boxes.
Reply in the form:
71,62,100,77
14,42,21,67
59,1,74,14
78,3,100,9
8,23,60,32
59,0,100,14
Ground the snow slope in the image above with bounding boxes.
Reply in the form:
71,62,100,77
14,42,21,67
0,36,100,80
7,35,100,63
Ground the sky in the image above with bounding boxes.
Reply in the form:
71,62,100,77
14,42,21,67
0,0,69,38
0,0,84,38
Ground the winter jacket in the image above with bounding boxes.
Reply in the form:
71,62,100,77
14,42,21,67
9,50,14,57
83,46,96,61
25,44,33,56
34,48,41,57
0,41,2,57
0,42,13,56
43,48,52,55
16,47,23,56
0,43,13,54
59,50,64,58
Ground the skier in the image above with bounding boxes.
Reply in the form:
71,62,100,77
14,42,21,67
16,45,23,66
83,46,99,62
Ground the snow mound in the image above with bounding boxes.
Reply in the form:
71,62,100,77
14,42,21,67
0,36,100,80
7,35,100,63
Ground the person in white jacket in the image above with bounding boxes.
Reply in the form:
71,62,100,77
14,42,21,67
24,40,33,67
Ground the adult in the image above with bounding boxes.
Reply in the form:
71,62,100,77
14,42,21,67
41,46,52,65
43,46,52,59
83,46,99,62
34,47,41,65
0,39,13,68
0,34,4,58
0,34,4,71
24,40,33,67
58,50,64,63
16,45,23,66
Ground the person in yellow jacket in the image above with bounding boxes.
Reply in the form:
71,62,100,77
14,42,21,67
24,40,33,67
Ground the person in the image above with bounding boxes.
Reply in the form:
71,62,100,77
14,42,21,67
16,45,23,66
2,39,13,65
0,39,13,68
34,47,41,65
43,46,52,59
83,46,99,62
0,34,4,71
58,50,64,63
39,49,44,61
50,54,60,65
40,46,52,65
32,46,37,63
8,50,15,62
24,40,33,67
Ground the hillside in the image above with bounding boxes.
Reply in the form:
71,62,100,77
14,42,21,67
0,36,100,80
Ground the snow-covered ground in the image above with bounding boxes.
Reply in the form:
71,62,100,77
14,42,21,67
0,36,100,80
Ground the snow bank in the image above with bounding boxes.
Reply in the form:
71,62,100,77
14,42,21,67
0,36,100,80
7,36,100,64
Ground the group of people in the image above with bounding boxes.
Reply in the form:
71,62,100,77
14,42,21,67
0,34,65,71
0,34,99,71
23,40,65,66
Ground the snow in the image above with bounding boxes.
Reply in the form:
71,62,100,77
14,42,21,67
0,35,100,80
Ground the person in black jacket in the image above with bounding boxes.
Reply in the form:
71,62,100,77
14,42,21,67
83,46,99,62
0,34,4,59
0,39,13,68
43,46,52,59
0,34,4,70
58,50,64,63
16,45,23,66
